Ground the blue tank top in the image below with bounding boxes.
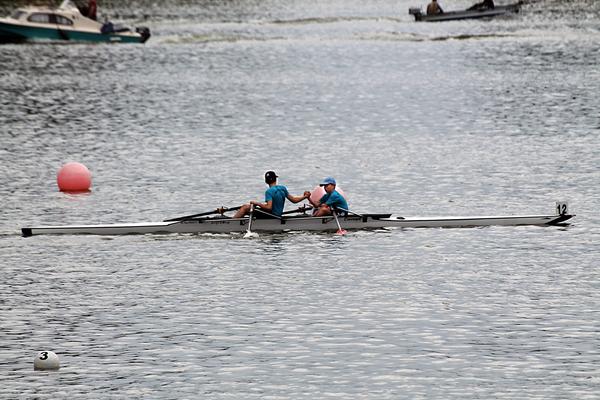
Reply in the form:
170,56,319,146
265,185,289,216
319,190,349,212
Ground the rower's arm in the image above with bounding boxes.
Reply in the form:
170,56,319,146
287,192,311,204
250,199,273,211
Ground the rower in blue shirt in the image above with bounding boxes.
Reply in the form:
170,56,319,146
308,177,349,217
234,171,311,218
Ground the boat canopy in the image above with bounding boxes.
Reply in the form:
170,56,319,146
27,12,74,25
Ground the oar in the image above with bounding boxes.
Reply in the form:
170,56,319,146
164,206,242,222
335,207,363,218
253,208,282,220
331,208,347,235
254,204,313,219
243,204,259,239
282,204,313,215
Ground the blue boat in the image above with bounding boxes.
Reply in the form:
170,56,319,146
0,0,150,44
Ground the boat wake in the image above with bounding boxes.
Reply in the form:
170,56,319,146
429,33,518,41
269,16,403,25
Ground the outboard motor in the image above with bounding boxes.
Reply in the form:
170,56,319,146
100,21,114,34
136,27,151,43
408,7,422,16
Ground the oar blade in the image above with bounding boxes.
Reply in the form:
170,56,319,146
243,204,258,238
331,209,346,236
243,231,259,239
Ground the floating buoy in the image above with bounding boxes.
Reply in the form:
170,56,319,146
57,162,91,192
34,351,60,371
309,185,346,204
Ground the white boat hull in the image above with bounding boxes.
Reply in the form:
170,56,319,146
21,213,573,237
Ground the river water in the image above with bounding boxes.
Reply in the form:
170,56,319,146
1,0,599,398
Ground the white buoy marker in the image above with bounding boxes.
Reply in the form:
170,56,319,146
34,351,60,371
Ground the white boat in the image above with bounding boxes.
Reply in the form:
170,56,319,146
409,2,521,22
0,0,150,44
21,204,574,237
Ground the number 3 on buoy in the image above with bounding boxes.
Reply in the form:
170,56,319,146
555,202,568,215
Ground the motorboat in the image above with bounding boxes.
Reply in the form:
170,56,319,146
0,0,150,44
409,2,521,22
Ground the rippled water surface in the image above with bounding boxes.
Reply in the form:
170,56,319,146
1,0,599,398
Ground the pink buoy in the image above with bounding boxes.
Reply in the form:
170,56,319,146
57,162,92,192
309,185,346,204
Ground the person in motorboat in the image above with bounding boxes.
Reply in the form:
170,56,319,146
87,0,97,20
426,0,444,15
467,0,494,11
233,171,311,219
76,0,97,20
308,177,349,217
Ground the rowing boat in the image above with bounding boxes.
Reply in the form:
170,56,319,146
409,3,521,22
21,204,574,237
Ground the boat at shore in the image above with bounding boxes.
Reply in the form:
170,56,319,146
21,203,574,237
409,2,521,22
0,0,150,44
